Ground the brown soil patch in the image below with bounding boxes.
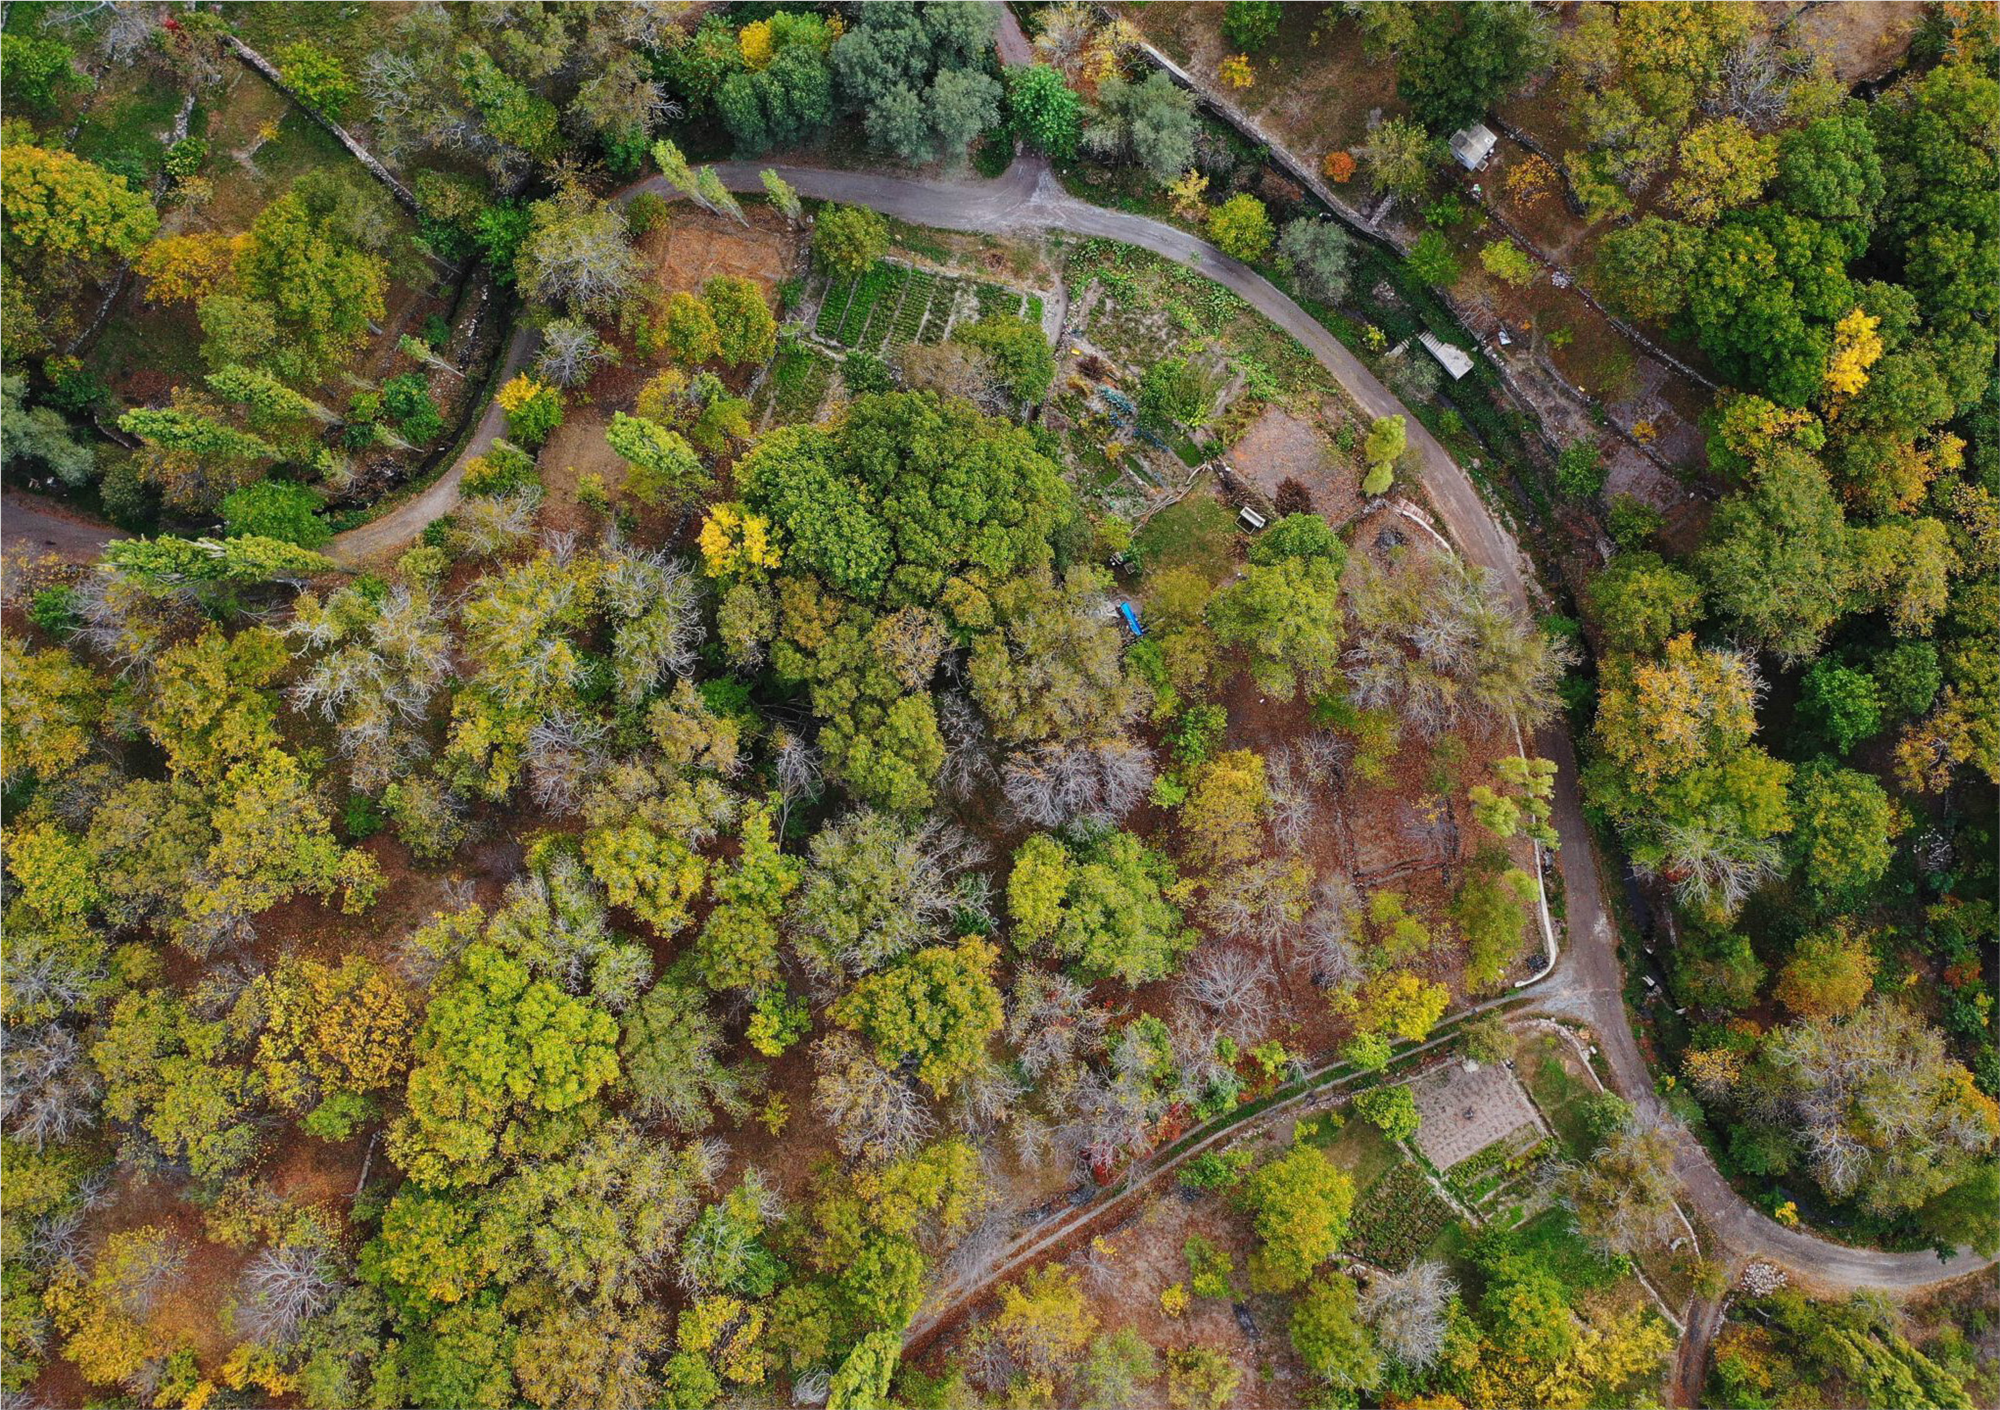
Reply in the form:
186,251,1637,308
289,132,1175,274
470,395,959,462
1226,403,1361,525
648,204,801,302
1795,2,1919,84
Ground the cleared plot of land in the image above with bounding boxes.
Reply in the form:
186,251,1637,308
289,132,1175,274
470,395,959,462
649,204,798,300
1408,1060,1544,1170
1226,404,1362,525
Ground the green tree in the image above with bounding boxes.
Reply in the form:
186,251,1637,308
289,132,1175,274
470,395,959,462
1008,63,1083,159
717,37,835,155
1361,116,1438,199
276,41,355,118
1405,229,1459,287
1774,106,1884,231
1007,831,1195,986
1277,217,1353,304
1086,71,1199,184
94,988,261,1179
1452,858,1540,993
1480,238,1538,286
1391,0,1550,132
1221,1,1283,52
658,291,723,364
693,802,801,993
388,941,621,1188
1207,193,1274,263
831,938,1004,1096
1585,551,1704,655
704,275,777,367
220,480,328,548
827,1331,901,1410
231,175,390,384
1798,658,1883,753
954,314,1055,402
1354,1084,1421,1141
812,203,889,280
1137,356,1212,431
620,980,755,1130
1790,759,1900,898
606,411,711,509
1594,216,1704,322
1209,552,1347,698
1242,1143,1354,1292
1668,118,1779,224
1290,1272,1383,1391
1695,447,1852,662
0,31,85,112
1686,208,1853,406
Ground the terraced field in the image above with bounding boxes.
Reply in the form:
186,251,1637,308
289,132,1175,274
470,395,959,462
813,260,1043,357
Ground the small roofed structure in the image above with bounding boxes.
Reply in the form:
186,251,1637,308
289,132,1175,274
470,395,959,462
1418,331,1475,381
1449,122,1498,172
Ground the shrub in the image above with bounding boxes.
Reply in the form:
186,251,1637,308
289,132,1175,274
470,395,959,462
275,41,355,118
1406,231,1459,286
495,374,563,446
813,205,888,280
221,480,329,548
1207,193,1274,263
1555,440,1604,497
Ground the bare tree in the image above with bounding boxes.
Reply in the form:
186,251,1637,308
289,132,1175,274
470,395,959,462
518,184,648,320
1345,555,1571,740
1001,736,1155,829
1007,968,1107,1080
600,549,703,704
1300,874,1365,990
1265,746,1316,854
451,489,542,559
1640,820,1785,915
289,583,454,792
1178,947,1276,1035
1166,1003,1235,1102
1201,857,1308,946
812,1034,936,1161
102,1228,188,1318
954,1059,1028,1135
936,692,997,803
524,711,609,814
1401,795,1457,867
1708,35,1817,126
237,1240,341,1345
1560,1112,1686,1256
1361,1260,1456,1368
533,317,612,388
791,811,979,983
1,1026,100,1149
771,727,823,822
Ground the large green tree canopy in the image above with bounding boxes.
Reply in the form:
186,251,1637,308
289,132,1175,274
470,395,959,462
735,390,1076,604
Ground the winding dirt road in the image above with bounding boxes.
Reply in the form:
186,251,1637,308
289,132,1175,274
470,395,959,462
7,150,1982,1299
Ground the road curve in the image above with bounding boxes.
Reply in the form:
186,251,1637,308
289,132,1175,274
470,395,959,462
8,148,1983,1293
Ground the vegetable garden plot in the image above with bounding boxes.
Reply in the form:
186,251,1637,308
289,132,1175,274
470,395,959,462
810,261,1047,358
1348,1162,1457,1271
